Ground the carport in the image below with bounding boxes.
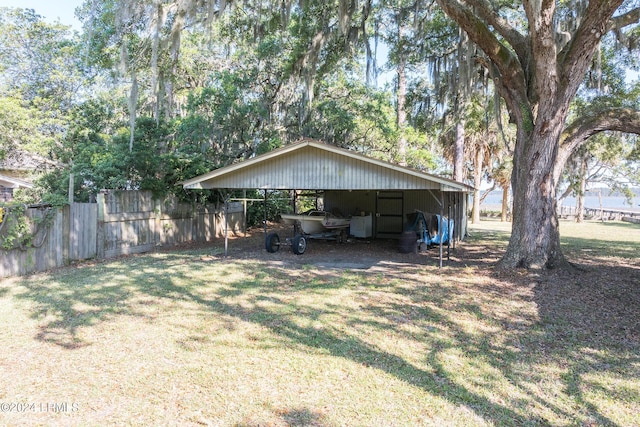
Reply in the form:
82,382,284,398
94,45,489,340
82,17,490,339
182,139,473,260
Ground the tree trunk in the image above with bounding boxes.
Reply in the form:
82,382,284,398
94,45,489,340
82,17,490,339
576,181,586,223
396,57,407,166
499,124,567,269
396,19,407,166
576,156,588,222
453,120,465,182
128,73,138,153
472,143,483,223
501,186,509,222
433,0,638,270
472,187,481,223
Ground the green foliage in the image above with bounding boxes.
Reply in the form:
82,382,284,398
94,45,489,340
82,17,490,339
404,133,437,171
0,95,45,159
307,71,416,164
0,203,55,251
21,0,438,211
36,94,227,205
33,99,162,202
10,183,68,208
184,70,277,162
565,76,640,205
382,1,458,67
0,206,32,250
244,190,293,228
75,0,119,70
10,1,632,223
0,7,79,101
0,7,83,160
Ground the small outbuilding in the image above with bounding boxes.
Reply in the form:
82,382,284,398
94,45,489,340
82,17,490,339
0,174,34,202
183,139,473,245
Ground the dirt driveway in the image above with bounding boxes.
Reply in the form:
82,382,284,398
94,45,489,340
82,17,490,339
212,223,456,271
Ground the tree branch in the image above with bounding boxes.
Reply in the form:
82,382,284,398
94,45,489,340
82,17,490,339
555,108,640,181
523,0,558,107
608,6,640,48
479,183,496,204
463,0,528,59
562,108,640,153
434,1,523,83
559,1,626,104
435,0,529,116
608,6,640,31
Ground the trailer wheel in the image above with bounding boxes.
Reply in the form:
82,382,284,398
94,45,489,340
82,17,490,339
265,232,280,253
291,234,307,255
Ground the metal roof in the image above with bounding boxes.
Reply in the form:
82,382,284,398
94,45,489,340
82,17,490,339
0,174,34,189
182,139,473,192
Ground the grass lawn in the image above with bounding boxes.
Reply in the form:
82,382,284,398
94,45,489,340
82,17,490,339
0,220,638,426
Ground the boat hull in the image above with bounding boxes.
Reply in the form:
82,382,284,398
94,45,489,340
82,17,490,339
280,211,350,235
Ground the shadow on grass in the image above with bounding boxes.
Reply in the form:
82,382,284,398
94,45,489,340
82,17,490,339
596,220,640,230
531,260,640,426
236,407,328,427
14,268,137,349
11,226,640,425
560,235,640,260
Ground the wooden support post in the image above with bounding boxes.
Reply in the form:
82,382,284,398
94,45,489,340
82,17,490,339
224,196,229,257
263,190,268,236
439,191,444,269
447,198,451,260
243,190,247,237
452,193,457,250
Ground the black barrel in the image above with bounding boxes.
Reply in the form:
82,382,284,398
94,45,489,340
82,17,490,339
398,231,418,253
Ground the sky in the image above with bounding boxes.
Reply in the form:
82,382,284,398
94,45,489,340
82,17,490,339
0,0,83,29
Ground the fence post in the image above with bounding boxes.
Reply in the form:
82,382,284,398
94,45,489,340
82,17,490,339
96,192,105,259
154,198,161,247
62,204,70,265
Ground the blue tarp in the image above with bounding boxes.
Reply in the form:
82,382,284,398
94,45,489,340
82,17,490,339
405,211,454,246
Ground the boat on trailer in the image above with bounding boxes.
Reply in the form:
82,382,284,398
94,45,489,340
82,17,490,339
266,210,351,255
280,210,351,234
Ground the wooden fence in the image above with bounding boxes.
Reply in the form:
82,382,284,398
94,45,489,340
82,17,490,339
0,204,66,277
0,190,244,278
558,205,640,221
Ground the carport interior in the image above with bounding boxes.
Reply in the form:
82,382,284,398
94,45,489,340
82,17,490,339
262,188,467,242
323,189,467,240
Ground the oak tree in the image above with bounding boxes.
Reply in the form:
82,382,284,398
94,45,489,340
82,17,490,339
435,0,640,268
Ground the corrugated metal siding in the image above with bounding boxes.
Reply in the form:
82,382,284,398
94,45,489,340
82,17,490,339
404,190,439,216
324,191,376,217
202,147,442,190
